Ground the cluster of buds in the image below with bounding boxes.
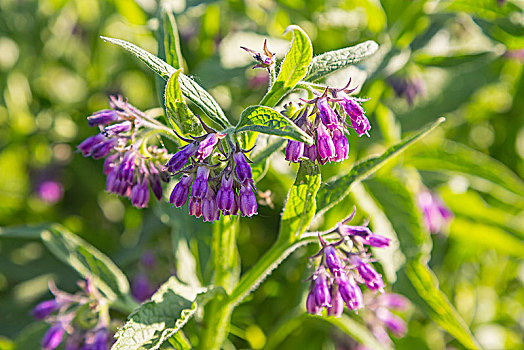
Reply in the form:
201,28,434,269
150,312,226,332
78,96,172,208
33,278,112,350
417,189,453,234
166,123,257,222
285,80,371,165
306,208,390,317
360,293,410,347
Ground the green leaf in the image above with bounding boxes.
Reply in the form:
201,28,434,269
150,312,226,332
165,69,203,137
414,52,496,67
443,0,522,20
0,223,50,239
40,224,131,301
305,40,379,82
449,217,524,258
316,117,445,218
162,9,184,69
279,159,321,242
402,261,481,349
112,277,216,350
100,36,231,128
236,106,313,144
260,26,312,107
407,140,524,200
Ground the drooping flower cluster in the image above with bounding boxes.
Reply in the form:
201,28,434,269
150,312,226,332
359,293,410,348
78,96,172,208
166,127,257,222
417,190,453,234
285,81,371,165
33,278,112,350
306,208,390,317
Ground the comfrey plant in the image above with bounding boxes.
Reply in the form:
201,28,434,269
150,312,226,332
33,278,113,350
8,17,468,350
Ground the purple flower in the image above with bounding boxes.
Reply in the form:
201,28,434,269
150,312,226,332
148,164,163,200
306,289,321,315
313,269,331,308
418,190,453,234
191,166,210,199
285,140,305,163
33,299,59,319
188,197,203,218
166,143,198,173
327,284,344,317
239,183,257,217
304,144,317,162
351,257,384,292
316,98,338,130
316,123,335,163
216,175,235,212
337,273,363,311
103,121,132,135
338,93,370,137
339,224,372,237
87,109,118,127
363,234,390,248
376,307,407,337
225,192,240,216
169,174,194,208
132,274,155,302
195,133,221,161
91,138,117,159
233,152,253,184
37,181,64,204
323,245,342,275
202,187,220,222
42,324,65,350
130,179,149,208
117,152,136,184
77,134,106,156
377,293,410,311
331,128,349,163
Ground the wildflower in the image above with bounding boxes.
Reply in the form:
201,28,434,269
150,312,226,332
233,152,253,184
312,267,331,308
87,109,118,127
241,39,276,71
331,128,349,163
239,183,257,217
327,284,345,317
191,166,211,199
216,174,235,212
337,273,363,311
316,96,338,130
202,187,220,222
33,299,59,320
316,123,336,164
42,324,65,350
306,289,321,315
166,143,198,173
417,190,453,234
169,174,194,208
285,140,305,163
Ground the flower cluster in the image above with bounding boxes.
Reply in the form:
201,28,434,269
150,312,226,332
78,96,172,208
285,81,371,165
417,190,453,234
33,278,112,350
167,129,257,222
306,209,390,317
387,75,426,106
360,293,410,348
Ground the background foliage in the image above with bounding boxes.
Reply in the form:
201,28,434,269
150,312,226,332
1,0,523,349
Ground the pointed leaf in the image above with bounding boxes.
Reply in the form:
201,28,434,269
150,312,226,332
100,36,231,128
305,40,379,82
165,69,203,137
260,26,312,107
236,106,313,144
112,277,219,350
162,9,184,69
316,117,445,218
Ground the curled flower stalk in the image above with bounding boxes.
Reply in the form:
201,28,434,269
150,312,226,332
306,208,390,317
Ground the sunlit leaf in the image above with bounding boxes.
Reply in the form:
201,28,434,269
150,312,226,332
305,40,379,82
236,106,313,144
162,9,184,69
260,26,312,107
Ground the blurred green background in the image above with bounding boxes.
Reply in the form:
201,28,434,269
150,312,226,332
0,0,523,349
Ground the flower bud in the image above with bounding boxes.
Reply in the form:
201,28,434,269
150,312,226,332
188,196,203,218
337,273,363,311
104,121,132,135
91,138,117,159
202,187,219,222
376,307,407,337
148,165,163,201
323,245,342,275
166,143,198,173
327,284,344,317
87,109,118,127
304,144,317,162
196,133,220,161
285,140,305,163
117,152,136,184
378,293,409,311
233,152,253,184
131,180,149,208
351,256,384,292
316,98,338,130
338,93,371,137
316,123,335,163
77,134,106,156
364,234,390,248
313,270,331,308
239,183,257,217
191,166,210,199
306,289,321,315
224,192,240,216
216,175,235,212
33,300,59,320
331,128,349,163
42,324,65,350
169,174,194,208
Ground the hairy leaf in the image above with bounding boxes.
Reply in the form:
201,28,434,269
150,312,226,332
112,277,217,350
305,40,379,82
316,117,445,218
236,106,313,144
260,26,312,107
40,224,131,301
165,69,203,137
100,36,230,128
162,9,184,69
280,160,321,242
